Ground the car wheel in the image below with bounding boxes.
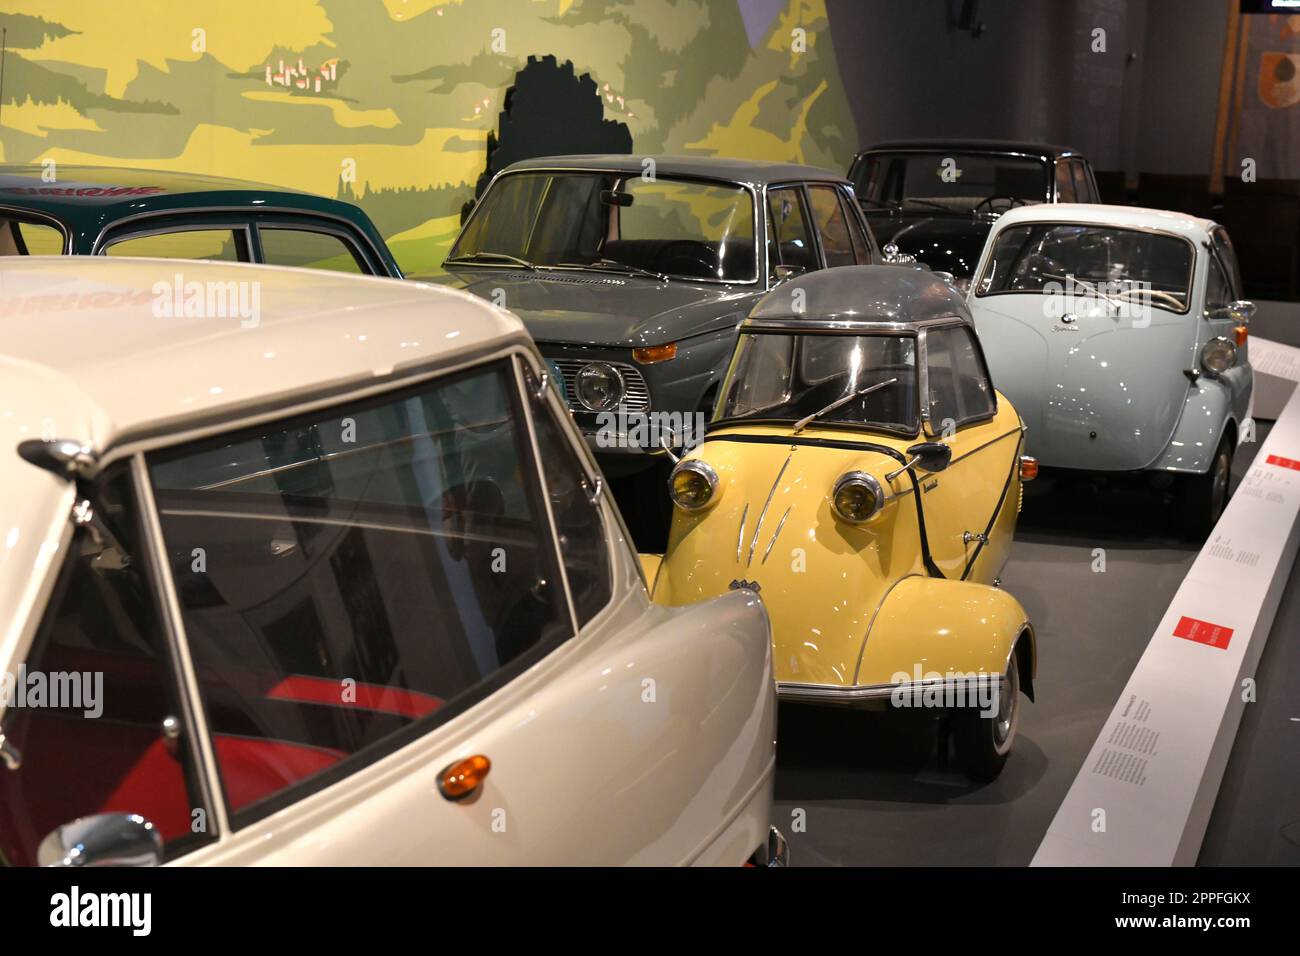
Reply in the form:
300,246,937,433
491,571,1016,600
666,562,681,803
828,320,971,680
1181,433,1233,540
953,650,1019,782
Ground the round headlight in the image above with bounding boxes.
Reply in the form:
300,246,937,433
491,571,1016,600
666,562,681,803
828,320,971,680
669,460,718,512
832,471,884,524
575,362,626,411
1200,337,1238,376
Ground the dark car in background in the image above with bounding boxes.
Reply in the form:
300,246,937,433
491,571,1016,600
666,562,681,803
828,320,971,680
848,140,1098,285
427,154,882,468
0,165,401,276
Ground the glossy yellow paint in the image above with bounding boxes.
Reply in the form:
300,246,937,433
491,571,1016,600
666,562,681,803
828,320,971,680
650,392,1033,692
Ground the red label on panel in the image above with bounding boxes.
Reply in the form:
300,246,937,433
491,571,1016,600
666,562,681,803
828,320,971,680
1265,454,1300,471
1173,615,1234,650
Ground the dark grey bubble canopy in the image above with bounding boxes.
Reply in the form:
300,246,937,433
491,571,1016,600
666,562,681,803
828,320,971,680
747,265,972,329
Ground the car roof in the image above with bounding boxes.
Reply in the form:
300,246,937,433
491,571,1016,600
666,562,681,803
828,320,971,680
746,265,970,328
990,202,1218,240
858,139,1083,160
0,256,528,672
0,164,357,221
502,154,850,185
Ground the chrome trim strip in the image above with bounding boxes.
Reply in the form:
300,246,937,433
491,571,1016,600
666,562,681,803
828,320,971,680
736,502,748,562
778,674,1010,704
748,448,794,566
761,505,791,564
132,453,229,839
513,354,579,634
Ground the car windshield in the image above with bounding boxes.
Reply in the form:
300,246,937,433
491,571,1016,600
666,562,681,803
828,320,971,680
715,332,918,434
449,171,756,282
851,152,1050,212
975,223,1194,313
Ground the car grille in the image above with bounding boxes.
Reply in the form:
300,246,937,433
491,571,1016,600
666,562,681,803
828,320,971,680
549,358,650,413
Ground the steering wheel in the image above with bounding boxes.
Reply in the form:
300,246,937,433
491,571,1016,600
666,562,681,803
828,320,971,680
974,195,1029,216
1112,287,1185,311
651,240,717,278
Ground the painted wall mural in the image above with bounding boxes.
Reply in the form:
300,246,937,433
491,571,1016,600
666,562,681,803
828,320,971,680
0,0,857,274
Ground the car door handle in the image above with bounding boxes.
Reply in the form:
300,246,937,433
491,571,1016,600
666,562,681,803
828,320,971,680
438,755,491,801
963,531,988,545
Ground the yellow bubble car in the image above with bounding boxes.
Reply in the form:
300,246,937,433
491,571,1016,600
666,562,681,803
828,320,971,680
643,266,1039,780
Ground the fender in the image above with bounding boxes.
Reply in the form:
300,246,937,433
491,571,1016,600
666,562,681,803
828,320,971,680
853,576,1036,700
1149,375,1243,475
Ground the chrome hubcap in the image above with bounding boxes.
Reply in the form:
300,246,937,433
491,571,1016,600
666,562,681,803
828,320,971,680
1212,451,1230,517
993,655,1019,752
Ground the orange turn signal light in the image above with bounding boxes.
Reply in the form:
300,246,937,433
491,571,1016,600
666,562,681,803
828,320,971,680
438,754,491,801
633,343,677,364
1019,456,1039,481
1234,324,1249,346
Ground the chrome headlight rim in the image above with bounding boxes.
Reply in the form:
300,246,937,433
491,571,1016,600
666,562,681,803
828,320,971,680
831,470,885,524
575,361,626,411
1200,335,1238,377
668,459,719,513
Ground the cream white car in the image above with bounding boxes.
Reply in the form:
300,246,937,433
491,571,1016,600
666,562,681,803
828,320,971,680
0,258,780,866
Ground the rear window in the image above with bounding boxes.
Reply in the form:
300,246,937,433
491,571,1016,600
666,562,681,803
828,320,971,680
975,223,1194,314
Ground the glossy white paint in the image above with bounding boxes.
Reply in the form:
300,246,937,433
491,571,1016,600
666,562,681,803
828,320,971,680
1,257,776,866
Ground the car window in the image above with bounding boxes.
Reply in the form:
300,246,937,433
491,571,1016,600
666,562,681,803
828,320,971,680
767,187,818,277
1070,161,1093,202
807,185,857,268
839,189,872,262
259,227,368,274
524,369,614,627
104,228,246,262
146,360,573,826
0,465,213,866
1212,229,1242,298
925,325,995,430
0,218,64,255
1205,254,1232,314
1054,163,1076,203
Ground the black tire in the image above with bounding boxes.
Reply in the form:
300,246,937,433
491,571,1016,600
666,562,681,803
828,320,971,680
1181,433,1233,540
953,650,1020,782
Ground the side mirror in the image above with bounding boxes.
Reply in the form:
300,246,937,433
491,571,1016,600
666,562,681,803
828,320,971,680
599,189,634,207
39,813,163,867
1209,299,1255,323
906,440,952,474
773,264,805,284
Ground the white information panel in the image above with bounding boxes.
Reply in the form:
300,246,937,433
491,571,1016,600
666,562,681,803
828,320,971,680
1033,384,1300,866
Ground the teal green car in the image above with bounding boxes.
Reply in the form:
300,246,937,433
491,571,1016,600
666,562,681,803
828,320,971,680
0,165,400,277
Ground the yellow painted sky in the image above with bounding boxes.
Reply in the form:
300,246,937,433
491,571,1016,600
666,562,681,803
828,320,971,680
6,0,334,97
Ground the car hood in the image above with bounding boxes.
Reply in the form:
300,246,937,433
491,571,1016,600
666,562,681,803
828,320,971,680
424,268,757,348
866,212,993,279
970,295,1196,470
650,426,945,687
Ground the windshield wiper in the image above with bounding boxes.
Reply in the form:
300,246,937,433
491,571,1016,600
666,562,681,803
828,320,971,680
859,197,902,211
554,259,669,282
793,377,898,434
444,252,536,270
1043,271,1125,310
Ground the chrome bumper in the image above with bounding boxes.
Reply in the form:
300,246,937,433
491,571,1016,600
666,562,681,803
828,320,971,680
776,675,1009,707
